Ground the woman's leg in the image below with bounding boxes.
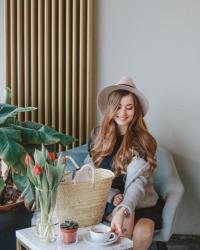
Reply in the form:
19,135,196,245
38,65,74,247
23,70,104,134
132,218,155,250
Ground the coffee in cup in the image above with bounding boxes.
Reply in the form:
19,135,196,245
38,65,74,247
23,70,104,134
89,225,116,243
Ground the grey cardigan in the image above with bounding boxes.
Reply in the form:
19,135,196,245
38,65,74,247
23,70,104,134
114,157,158,216
84,155,158,216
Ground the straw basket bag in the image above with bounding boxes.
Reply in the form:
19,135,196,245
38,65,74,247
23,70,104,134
54,156,114,227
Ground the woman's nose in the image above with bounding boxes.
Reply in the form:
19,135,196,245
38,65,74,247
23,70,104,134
119,107,126,115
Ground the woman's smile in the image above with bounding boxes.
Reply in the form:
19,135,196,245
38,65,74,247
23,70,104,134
114,94,135,134
116,116,129,121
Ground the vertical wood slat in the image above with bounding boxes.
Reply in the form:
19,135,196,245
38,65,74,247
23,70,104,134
66,0,72,136
45,0,51,126
38,0,44,124
4,0,11,89
52,0,58,129
10,0,17,105
17,0,24,120
72,0,79,144
86,0,93,139
5,0,93,147
79,0,87,145
24,0,31,120
58,0,64,133
31,0,38,121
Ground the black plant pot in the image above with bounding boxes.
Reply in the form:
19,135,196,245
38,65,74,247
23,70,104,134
0,203,33,250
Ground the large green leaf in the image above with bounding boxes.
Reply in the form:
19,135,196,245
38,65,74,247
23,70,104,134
16,120,43,130
10,124,43,144
39,126,75,146
0,104,36,126
0,130,26,174
0,127,22,143
12,173,35,206
14,121,75,146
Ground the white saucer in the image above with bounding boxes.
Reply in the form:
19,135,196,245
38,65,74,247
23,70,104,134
82,232,118,246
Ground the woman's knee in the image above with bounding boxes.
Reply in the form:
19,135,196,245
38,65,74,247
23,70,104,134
133,218,155,241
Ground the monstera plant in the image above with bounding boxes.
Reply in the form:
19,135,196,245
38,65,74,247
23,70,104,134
0,98,74,209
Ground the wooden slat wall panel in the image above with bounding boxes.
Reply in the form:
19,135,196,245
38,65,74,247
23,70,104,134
72,0,79,145
44,0,51,126
4,0,93,148
4,0,11,89
10,0,17,104
66,0,72,136
38,0,44,124
17,0,24,121
86,0,93,140
58,0,64,133
52,0,58,129
31,0,38,121
24,0,31,121
79,0,86,145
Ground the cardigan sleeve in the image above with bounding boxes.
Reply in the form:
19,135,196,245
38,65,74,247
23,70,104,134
114,158,152,215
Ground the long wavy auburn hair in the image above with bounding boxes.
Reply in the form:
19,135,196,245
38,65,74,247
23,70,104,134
90,90,157,175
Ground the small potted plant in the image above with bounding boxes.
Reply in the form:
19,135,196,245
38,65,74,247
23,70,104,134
60,220,79,244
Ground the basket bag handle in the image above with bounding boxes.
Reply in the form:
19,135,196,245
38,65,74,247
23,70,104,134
65,156,95,183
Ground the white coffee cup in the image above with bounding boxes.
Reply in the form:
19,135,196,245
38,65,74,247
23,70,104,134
89,225,116,243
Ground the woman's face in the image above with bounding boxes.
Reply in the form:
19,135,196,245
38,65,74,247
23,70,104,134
113,94,135,134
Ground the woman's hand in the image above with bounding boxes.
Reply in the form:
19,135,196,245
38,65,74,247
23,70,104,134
113,193,124,206
111,208,126,236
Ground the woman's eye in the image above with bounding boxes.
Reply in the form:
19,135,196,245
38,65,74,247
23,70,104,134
126,107,133,110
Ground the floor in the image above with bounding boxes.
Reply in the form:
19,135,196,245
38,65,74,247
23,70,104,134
167,235,200,250
149,235,200,250
127,235,200,250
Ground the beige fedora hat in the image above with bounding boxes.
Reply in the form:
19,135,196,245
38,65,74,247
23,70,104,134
97,76,149,116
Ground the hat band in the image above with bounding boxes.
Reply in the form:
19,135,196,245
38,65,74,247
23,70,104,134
120,83,136,89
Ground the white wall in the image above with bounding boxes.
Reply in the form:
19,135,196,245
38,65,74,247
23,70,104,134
94,0,200,234
0,0,4,102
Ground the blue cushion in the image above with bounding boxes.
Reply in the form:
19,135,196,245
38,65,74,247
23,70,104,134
60,144,88,171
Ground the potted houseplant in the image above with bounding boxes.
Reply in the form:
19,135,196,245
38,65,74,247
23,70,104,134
0,102,74,208
0,89,74,249
60,220,79,244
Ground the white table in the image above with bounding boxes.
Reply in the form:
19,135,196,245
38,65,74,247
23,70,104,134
16,224,133,250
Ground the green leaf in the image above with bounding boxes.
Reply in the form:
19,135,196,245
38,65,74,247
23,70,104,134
16,120,43,130
0,127,22,143
0,130,26,174
34,148,46,166
12,173,35,205
27,160,38,186
10,124,43,144
4,87,11,104
0,177,6,193
0,104,36,126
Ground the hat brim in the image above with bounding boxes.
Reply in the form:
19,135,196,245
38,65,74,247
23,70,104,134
97,84,149,116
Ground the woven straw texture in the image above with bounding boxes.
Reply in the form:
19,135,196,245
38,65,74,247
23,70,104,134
54,168,114,227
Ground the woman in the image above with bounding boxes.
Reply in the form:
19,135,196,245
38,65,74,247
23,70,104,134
86,76,165,250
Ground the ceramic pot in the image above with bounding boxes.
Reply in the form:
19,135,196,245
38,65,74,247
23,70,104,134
60,228,78,244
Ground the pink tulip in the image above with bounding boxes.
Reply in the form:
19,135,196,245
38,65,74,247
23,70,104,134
25,154,32,167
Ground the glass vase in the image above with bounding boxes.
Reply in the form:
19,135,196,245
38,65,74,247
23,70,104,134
35,187,57,242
